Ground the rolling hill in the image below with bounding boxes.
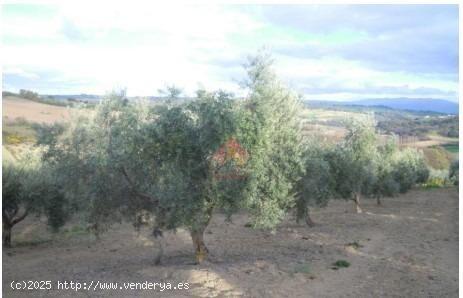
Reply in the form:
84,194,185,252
306,98,458,114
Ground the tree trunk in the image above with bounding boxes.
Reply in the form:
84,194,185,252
153,227,164,265
3,224,12,248
376,196,382,206
305,209,315,227
354,193,363,214
190,206,213,264
154,238,164,265
3,208,28,248
191,227,208,264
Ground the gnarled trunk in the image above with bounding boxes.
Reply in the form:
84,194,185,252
153,227,164,265
296,200,315,227
3,224,12,248
3,207,28,248
191,227,209,264
354,193,363,214
190,207,213,264
305,209,315,227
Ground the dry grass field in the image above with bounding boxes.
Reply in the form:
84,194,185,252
2,96,71,124
3,188,458,297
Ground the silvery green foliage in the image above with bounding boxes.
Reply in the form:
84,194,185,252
39,92,142,230
238,52,305,228
144,90,242,230
3,148,54,215
3,148,67,247
41,53,306,234
41,89,244,232
428,168,450,181
328,116,378,200
391,147,429,192
367,139,401,201
295,137,335,223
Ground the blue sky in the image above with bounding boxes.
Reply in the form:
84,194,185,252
2,3,459,101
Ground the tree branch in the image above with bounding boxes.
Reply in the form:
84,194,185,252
2,208,11,226
11,208,29,226
120,166,159,206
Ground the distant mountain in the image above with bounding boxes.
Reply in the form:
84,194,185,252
348,98,458,114
306,98,458,115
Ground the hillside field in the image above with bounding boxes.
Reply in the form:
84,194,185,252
2,96,458,167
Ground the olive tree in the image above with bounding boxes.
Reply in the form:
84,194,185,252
237,52,305,228
391,147,429,192
328,117,377,213
295,138,334,226
41,53,305,264
39,93,153,237
368,139,401,205
2,149,67,247
2,163,27,247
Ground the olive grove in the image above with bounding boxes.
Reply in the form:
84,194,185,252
38,53,305,263
4,53,433,265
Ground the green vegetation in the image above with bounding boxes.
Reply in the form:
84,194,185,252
305,100,458,139
423,177,447,189
442,143,459,154
332,260,350,269
377,115,458,138
391,148,429,192
297,117,430,214
6,89,75,107
296,137,334,225
449,161,459,186
37,53,305,263
327,117,380,213
2,149,68,247
2,53,453,267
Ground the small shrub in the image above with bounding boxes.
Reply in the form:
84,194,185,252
423,169,450,188
332,260,350,269
442,143,459,154
423,177,447,189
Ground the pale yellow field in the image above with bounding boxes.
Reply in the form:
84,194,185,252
2,96,71,124
403,135,459,149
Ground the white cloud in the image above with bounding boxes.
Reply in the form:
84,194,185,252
3,67,40,80
2,3,458,101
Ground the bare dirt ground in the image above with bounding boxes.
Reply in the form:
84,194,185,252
2,96,71,124
3,188,458,297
